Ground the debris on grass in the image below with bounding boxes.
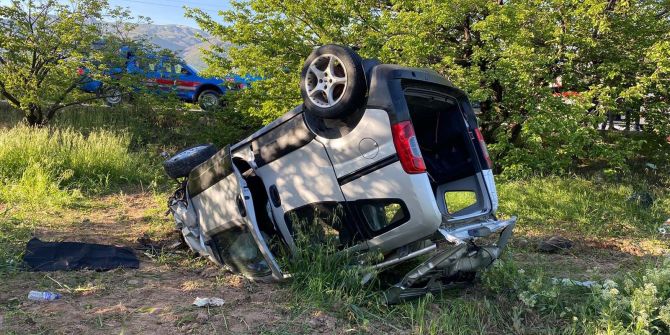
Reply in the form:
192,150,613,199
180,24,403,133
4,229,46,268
659,218,670,236
551,278,597,288
28,290,61,301
537,236,574,253
626,191,654,208
136,232,184,251
192,297,225,307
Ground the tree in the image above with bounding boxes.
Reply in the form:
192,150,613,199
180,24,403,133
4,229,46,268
187,0,670,175
0,0,149,126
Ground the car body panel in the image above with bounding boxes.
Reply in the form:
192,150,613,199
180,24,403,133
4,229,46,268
341,164,442,251
187,145,282,280
315,109,397,179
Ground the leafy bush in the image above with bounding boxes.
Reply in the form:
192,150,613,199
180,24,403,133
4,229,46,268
482,256,670,335
187,0,670,177
576,259,670,334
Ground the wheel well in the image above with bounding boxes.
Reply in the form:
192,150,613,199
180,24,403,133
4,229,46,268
196,84,223,99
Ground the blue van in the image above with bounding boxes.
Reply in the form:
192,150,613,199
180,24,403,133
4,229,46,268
79,48,256,111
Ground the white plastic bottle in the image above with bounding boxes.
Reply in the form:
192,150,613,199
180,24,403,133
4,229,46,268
27,291,61,301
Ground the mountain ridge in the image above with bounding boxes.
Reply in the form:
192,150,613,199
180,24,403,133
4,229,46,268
128,23,216,71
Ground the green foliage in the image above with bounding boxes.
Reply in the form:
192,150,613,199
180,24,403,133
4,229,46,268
0,125,159,198
281,210,379,314
482,256,670,335
187,0,670,176
0,163,82,208
0,215,33,272
0,0,163,125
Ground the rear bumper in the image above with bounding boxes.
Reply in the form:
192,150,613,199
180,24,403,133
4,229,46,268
384,216,517,303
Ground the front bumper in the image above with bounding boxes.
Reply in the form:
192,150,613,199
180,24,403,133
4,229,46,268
384,216,517,303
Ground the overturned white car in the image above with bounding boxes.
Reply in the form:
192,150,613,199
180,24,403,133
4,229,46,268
163,45,516,303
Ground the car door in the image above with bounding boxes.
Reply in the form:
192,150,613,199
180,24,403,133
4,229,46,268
172,63,200,101
156,60,177,94
240,110,366,252
187,145,284,280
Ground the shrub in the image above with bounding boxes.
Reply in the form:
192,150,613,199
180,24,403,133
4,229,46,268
482,254,670,335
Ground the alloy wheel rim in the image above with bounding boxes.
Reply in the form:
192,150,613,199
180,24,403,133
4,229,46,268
201,93,218,109
106,88,122,104
305,54,348,108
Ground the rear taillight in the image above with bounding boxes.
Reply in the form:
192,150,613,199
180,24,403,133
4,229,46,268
391,121,426,174
474,127,493,169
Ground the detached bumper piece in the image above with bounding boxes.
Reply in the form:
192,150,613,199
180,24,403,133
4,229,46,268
384,216,517,304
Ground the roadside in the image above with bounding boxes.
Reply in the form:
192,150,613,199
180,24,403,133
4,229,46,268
0,191,369,334
1,188,666,334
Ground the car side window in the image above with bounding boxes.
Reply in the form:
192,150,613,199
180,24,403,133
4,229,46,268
162,62,173,73
209,226,272,278
284,202,357,247
357,199,409,233
161,63,178,79
139,62,156,73
175,64,191,75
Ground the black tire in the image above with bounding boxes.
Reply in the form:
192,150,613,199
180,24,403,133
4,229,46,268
102,86,123,106
300,44,366,119
198,89,222,111
163,144,218,179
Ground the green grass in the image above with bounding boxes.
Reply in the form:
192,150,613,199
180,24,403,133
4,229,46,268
1,102,261,150
498,176,670,238
0,125,160,198
0,124,164,272
0,214,32,272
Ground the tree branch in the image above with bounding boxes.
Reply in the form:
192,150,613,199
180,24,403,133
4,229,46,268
44,76,87,120
0,80,21,107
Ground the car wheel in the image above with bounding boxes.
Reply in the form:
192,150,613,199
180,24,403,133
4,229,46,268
198,90,222,111
103,86,123,106
300,44,366,119
163,144,218,179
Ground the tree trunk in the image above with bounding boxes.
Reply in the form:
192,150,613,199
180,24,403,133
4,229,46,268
624,108,631,132
24,103,43,126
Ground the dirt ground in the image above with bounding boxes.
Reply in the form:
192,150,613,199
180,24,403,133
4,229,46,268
0,193,363,335
0,192,664,334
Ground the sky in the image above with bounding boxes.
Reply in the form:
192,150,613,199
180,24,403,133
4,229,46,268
108,0,232,27
0,0,231,28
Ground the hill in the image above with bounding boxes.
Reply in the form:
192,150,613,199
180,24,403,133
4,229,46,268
129,23,216,71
